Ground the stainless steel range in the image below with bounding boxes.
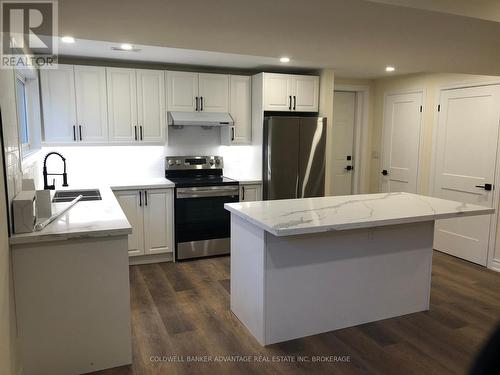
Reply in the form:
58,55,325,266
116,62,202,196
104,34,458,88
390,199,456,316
165,156,239,260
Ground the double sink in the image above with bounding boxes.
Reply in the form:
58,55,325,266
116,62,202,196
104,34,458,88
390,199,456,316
52,189,102,203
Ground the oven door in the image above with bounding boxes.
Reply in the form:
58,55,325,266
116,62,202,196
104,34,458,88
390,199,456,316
175,185,239,260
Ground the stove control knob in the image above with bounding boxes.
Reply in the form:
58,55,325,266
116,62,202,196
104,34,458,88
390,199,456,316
168,160,174,166
215,158,220,165
209,160,214,165
175,160,182,165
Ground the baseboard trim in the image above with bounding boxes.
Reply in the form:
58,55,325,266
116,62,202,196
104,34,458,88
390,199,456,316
129,252,173,266
489,259,500,273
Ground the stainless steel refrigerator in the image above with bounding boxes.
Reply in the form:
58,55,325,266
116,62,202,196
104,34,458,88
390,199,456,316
263,116,327,200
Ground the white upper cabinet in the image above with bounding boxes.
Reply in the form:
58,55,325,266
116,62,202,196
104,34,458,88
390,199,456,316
167,71,198,112
198,73,229,112
229,75,252,144
166,71,229,113
262,73,319,112
292,75,319,112
41,64,77,143
106,68,138,143
136,69,165,143
263,73,292,111
74,65,108,143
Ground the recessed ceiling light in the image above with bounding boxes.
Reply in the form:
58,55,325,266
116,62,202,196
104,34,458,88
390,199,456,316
280,57,290,63
385,66,395,72
120,43,133,51
61,36,75,44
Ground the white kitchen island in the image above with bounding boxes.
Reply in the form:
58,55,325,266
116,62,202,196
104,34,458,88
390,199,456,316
224,192,494,346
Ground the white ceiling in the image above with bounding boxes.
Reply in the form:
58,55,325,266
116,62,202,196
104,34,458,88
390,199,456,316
56,0,500,78
58,39,321,72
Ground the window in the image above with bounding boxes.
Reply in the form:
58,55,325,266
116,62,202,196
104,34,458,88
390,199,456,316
15,75,29,150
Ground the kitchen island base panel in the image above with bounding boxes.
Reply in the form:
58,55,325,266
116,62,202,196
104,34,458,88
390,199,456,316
230,215,434,346
12,236,132,375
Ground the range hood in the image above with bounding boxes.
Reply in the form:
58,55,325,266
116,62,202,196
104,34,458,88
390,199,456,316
168,111,234,127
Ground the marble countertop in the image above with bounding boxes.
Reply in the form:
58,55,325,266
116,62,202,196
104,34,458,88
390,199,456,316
10,186,132,245
109,177,175,191
224,192,495,236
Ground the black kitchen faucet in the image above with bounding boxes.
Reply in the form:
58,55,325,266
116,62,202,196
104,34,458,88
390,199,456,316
43,152,68,190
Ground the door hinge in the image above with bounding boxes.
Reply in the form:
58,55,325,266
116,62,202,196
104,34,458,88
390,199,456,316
437,104,441,112
419,105,423,112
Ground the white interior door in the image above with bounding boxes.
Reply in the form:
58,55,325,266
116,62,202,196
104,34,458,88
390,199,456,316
381,91,423,193
433,85,500,266
332,91,356,195
74,65,108,143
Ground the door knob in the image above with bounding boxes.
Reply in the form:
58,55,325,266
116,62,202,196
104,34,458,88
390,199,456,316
381,170,388,176
345,165,353,171
475,183,493,191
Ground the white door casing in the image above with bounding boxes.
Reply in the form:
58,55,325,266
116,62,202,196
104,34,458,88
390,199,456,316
332,91,356,196
432,85,500,266
381,91,423,193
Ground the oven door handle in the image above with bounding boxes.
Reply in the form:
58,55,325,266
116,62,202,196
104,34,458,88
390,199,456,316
176,186,239,199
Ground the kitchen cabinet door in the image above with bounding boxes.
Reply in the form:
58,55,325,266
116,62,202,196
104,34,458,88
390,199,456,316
166,71,198,112
107,68,137,142
292,75,319,112
41,64,77,143
198,73,229,112
114,190,144,256
136,69,165,143
240,184,262,202
229,75,252,144
143,189,174,255
263,73,293,111
74,65,108,143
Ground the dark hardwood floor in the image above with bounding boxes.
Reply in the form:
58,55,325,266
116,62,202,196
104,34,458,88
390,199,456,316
90,251,500,375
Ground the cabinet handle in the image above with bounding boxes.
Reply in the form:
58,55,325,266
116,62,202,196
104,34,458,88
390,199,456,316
231,126,235,141
293,96,296,111
139,191,142,206
241,186,245,201
79,125,82,141
73,125,76,141
289,96,292,111
144,190,148,206
200,96,203,111
134,125,138,141
140,126,143,141
195,97,199,111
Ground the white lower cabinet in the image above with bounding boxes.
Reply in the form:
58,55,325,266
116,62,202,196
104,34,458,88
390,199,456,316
239,183,262,202
114,188,174,257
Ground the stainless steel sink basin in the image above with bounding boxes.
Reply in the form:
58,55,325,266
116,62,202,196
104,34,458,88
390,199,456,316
52,189,102,203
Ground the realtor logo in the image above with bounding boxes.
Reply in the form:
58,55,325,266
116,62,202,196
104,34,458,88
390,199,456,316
1,0,58,68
